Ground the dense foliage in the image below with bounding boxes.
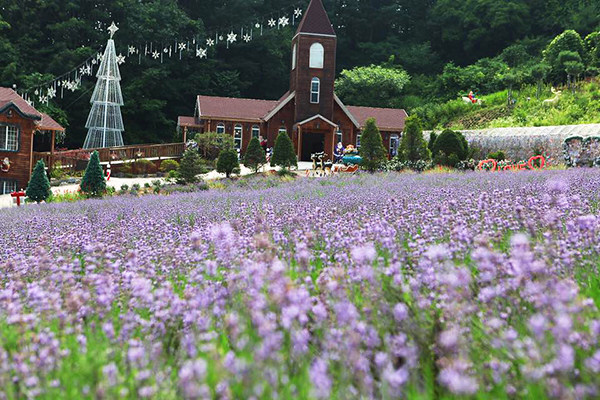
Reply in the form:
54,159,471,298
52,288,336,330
216,149,240,178
358,118,386,171
25,160,51,202
2,0,599,148
178,148,206,184
271,131,297,170
397,115,431,163
1,170,600,398
431,129,469,166
79,151,106,197
243,137,267,173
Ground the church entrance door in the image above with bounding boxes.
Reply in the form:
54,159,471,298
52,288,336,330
301,132,325,161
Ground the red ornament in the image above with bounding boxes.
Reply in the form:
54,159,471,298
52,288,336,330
11,190,25,207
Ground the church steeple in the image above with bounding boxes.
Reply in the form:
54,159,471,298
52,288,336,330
296,0,336,37
289,0,337,122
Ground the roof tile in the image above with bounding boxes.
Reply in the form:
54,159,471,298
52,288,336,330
296,0,336,36
197,95,278,121
347,105,408,131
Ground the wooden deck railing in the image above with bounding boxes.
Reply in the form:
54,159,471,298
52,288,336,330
33,142,185,169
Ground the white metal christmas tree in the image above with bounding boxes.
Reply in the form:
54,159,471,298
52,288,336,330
83,22,125,149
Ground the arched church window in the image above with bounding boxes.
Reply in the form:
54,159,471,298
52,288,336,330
279,126,287,135
234,124,243,150
252,125,260,139
311,78,320,104
292,43,297,70
216,123,225,134
309,43,324,69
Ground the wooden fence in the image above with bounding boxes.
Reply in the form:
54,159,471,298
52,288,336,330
33,142,185,170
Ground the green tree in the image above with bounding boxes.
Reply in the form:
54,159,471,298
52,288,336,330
80,151,107,198
271,131,297,170
194,132,235,161
26,160,51,203
217,149,240,178
359,118,387,171
500,72,521,107
178,148,205,184
432,129,468,166
530,63,550,99
335,64,410,107
564,61,584,93
585,32,600,67
543,30,587,77
428,132,438,153
243,137,266,173
398,115,431,163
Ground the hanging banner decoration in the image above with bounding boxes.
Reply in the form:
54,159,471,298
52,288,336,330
17,2,307,109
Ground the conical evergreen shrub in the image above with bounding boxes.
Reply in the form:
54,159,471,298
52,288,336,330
271,131,297,170
359,118,387,171
243,137,267,173
26,160,51,203
217,149,240,178
80,151,107,197
398,115,431,163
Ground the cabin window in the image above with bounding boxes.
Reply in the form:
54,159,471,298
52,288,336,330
252,125,260,139
0,124,19,152
234,124,243,150
0,179,17,195
311,78,320,104
356,133,361,148
390,134,400,157
309,43,324,69
292,43,297,70
336,128,343,145
216,123,225,134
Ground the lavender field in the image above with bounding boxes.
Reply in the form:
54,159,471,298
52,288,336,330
1,170,600,399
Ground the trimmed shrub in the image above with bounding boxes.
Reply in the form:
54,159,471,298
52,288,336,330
80,151,107,198
217,149,240,178
543,30,587,76
487,151,506,161
397,115,431,163
178,149,205,184
26,160,52,203
428,132,438,153
359,118,387,171
432,129,468,166
243,137,267,173
159,159,179,173
271,131,297,170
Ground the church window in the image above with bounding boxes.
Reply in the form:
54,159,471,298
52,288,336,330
234,124,243,150
311,78,320,104
356,133,362,148
336,128,343,145
292,44,297,70
216,123,225,134
252,125,260,139
309,43,324,69
279,126,287,135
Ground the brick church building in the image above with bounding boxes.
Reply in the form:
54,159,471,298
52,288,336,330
178,0,407,161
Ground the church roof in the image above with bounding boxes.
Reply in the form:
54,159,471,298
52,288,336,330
296,0,336,36
346,105,408,132
196,95,278,121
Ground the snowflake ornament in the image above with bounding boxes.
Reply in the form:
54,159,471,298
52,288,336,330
294,8,303,18
152,51,160,59
39,95,48,104
79,66,87,75
128,45,136,55
61,80,69,88
206,38,215,47
116,54,126,65
227,32,237,43
107,22,119,38
97,53,103,61
196,48,207,59
243,34,251,43
47,87,56,99
178,42,187,51
279,17,289,27
268,19,276,27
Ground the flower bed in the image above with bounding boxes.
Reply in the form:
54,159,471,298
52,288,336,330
1,170,600,398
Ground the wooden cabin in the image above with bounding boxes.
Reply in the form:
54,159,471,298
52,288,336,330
0,87,65,194
178,0,407,161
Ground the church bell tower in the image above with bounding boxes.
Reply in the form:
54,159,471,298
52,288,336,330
289,0,337,123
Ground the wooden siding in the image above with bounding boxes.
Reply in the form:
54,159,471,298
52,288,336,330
0,112,35,191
